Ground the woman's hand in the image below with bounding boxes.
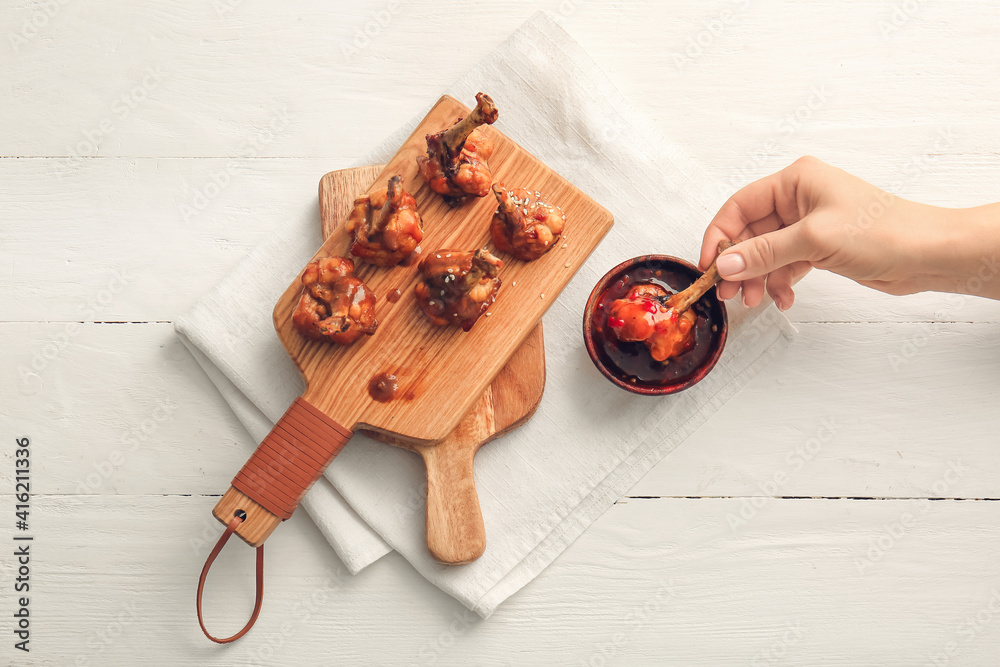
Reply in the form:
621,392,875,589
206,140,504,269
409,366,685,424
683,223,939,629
699,156,1000,309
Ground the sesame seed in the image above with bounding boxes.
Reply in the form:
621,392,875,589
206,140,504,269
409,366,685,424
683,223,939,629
561,243,568,248
485,312,492,317
564,262,570,268
540,293,545,299
512,281,517,287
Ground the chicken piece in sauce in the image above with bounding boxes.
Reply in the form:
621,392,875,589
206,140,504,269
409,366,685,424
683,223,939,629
607,284,696,362
346,175,423,267
416,93,498,205
292,257,377,345
490,183,565,261
415,248,503,332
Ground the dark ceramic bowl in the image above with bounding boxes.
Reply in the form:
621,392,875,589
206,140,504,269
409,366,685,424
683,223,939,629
582,254,728,395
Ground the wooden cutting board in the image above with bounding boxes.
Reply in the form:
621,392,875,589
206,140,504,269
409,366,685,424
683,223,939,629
320,165,546,564
214,95,614,547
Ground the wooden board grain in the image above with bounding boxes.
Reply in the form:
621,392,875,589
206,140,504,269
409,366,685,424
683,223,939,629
276,94,613,443
320,165,546,564
215,95,614,547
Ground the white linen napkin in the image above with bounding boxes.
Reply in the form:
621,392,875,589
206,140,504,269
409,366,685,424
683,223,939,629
175,11,795,617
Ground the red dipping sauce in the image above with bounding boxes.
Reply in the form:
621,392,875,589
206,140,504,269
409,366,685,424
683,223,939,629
584,255,728,395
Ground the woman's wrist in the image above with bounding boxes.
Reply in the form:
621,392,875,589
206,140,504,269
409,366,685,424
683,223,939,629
929,204,1000,299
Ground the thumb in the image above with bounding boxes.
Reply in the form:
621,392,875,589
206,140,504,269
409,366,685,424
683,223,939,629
715,224,813,281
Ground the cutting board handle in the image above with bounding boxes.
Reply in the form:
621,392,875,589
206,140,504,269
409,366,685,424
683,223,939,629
212,396,353,547
419,440,486,565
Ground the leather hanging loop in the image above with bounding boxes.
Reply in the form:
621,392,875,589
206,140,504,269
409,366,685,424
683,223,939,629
197,513,265,643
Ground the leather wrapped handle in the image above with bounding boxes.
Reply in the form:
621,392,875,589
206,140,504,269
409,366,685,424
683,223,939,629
213,396,353,547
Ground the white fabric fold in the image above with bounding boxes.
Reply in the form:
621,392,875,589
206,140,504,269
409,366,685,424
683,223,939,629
175,11,795,617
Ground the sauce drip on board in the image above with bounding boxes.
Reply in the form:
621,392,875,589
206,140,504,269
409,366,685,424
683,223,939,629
592,262,721,387
386,289,402,304
368,373,399,402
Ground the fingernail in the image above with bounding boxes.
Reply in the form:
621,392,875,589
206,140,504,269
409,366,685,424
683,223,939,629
716,252,746,277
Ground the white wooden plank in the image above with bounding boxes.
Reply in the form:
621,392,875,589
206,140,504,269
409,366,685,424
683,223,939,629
633,320,1000,499
0,0,538,159
2,321,998,500
0,156,998,324
3,494,999,665
0,322,254,495
0,156,346,322
3,0,999,165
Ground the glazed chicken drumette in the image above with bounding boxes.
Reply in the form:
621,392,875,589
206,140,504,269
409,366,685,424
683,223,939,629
416,93,499,205
346,175,423,266
292,257,377,345
490,183,565,261
415,248,503,332
607,284,696,362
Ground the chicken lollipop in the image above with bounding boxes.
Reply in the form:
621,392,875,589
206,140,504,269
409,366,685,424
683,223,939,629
292,257,377,345
415,248,503,332
606,241,736,362
490,183,565,261
416,93,499,205
607,284,696,362
346,175,423,266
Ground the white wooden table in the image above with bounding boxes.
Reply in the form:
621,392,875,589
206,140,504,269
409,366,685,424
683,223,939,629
3,1,999,664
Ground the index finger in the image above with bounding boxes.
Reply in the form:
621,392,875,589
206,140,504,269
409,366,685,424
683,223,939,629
698,165,802,270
